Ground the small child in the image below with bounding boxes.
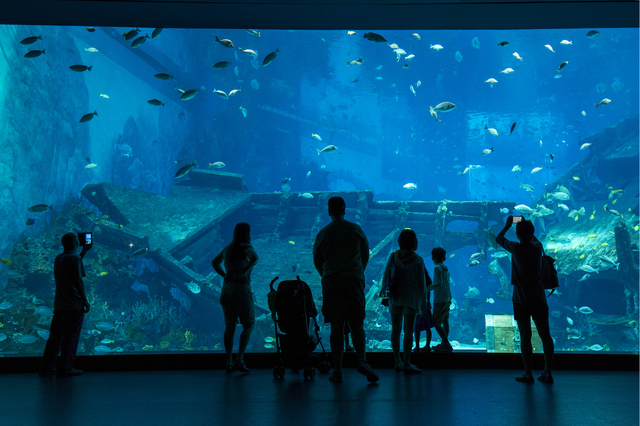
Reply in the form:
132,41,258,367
414,286,434,352
427,247,453,352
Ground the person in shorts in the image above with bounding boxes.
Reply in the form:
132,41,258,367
212,222,259,373
428,247,453,352
313,196,378,383
496,216,554,384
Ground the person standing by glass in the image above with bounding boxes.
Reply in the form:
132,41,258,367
212,222,259,373
382,229,429,374
496,216,554,384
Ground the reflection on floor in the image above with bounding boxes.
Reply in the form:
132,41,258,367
2,368,637,425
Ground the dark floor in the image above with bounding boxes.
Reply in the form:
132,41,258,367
1,367,638,426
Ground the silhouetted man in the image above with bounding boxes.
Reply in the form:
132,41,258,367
40,232,91,377
313,196,378,383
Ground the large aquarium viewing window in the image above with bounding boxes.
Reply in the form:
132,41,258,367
0,25,638,358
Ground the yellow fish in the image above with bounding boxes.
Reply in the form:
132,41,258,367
634,225,639,231
612,199,617,204
590,214,594,220
0,322,4,328
119,224,123,228
601,243,608,247
572,176,580,181
98,271,108,277
595,246,600,250
570,248,575,252
99,93,109,99
580,254,585,259
588,234,596,238
609,231,615,235
450,254,456,258
288,241,295,245
1,258,11,265
574,216,579,221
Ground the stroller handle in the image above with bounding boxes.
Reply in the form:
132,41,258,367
269,276,279,291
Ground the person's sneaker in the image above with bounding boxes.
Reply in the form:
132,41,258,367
328,370,343,383
515,374,535,384
57,368,83,377
403,364,422,375
356,361,379,383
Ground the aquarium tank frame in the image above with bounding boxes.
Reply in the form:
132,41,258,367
0,0,638,373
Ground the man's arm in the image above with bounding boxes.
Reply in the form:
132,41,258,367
312,238,323,277
495,215,515,252
361,235,370,271
77,245,91,312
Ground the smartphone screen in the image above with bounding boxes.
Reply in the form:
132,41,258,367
513,216,523,223
78,232,92,246
85,233,92,245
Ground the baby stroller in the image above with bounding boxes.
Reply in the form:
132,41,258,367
267,276,331,380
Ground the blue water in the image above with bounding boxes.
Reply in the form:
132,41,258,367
0,26,637,356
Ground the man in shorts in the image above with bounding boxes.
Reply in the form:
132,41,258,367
313,196,378,383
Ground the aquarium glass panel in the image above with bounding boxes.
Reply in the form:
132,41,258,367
0,26,638,357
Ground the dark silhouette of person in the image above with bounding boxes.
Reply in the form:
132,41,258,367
382,229,429,374
40,232,91,377
496,216,554,383
313,196,378,383
212,222,259,373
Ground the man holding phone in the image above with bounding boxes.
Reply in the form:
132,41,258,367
40,232,92,377
495,216,554,384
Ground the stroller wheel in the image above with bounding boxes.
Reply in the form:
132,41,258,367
318,362,330,374
303,367,312,380
273,366,285,379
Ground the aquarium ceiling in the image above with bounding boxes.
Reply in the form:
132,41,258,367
2,0,639,30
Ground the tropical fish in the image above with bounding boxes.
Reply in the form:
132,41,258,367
100,93,109,99
147,99,164,106
403,183,417,190
410,85,416,96
566,317,574,325
37,330,50,340
131,35,150,48
604,205,622,217
1,258,11,265
187,282,201,294
484,125,498,136
579,265,599,274
80,110,98,123
85,47,99,53
20,35,42,45
28,204,52,213
430,44,443,51
298,193,314,199
578,274,590,282
500,68,514,74
469,251,484,260
586,30,600,39
239,106,248,117
510,123,516,134
363,32,387,43
557,61,569,73
213,61,231,69
18,335,38,344
560,40,572,45
179,89,199,101
514,204,534,214
24,49,45,58
486,298,495,304
512,52,523,61
101,338,115,344
175,161,198,178
213,89,229,99
317,145,337,155
210,162,225,168
484,78,498,88
69,65,92,72
531,167,543,174
586,344,604,351
471,37,480,49
239,47,258,56
26,218,35,225
154,73,173,80
500,208,509,214
250,79,259,90
0,302,13,309
432,102,456,112
151,28,163,39
466,260,480,267
464,286,480,296
574,306,593,314
262,48,280,66
96,322,115,331
288,241,295,245
215,36,234,48
455,51,463,62
544,44,555,53
482,147,494,155
123,28,140,40
247,29,261,37
594,98,611,108
511,165,521,172
519,183,535,192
